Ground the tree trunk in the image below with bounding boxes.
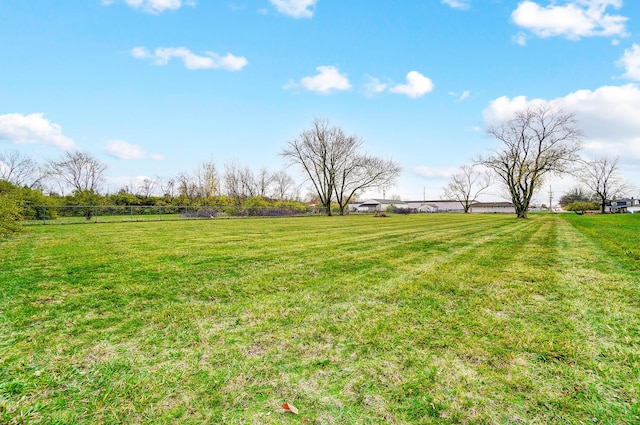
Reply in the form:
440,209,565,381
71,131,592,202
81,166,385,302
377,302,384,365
516,204,528,219
324,201,332,216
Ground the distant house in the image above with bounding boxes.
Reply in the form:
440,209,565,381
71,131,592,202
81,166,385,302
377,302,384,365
405,200,464,213
356,199,409,213
607,198,640,214
469,202,516,214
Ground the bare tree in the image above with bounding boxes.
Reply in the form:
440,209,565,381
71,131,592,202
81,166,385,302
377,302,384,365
271,170,295,200
239,165,257,198
223,160,245,206
478,103,582,218
443,165,491,213
48,151,107,193
0,149,46,188
175,161,219,202
157,176,176,198
333,154,401,215
255,168,274,198
195,161,220,199
558,186,595,208
282,119,400,216
577,156,629,213
139,178,157,199
176,172,199,201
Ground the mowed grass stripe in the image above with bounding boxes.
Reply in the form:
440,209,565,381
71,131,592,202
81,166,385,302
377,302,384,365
1,214,639,424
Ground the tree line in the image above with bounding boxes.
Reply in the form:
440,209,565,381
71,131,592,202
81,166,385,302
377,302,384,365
1,110,636,234
0,150,310,234
0,149,301,204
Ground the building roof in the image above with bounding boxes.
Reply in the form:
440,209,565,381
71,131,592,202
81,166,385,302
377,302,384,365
470,202,515,207
359,199,408,205
405,200,459,203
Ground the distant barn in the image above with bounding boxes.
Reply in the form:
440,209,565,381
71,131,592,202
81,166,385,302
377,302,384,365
355,199,410,213
469,202,516,214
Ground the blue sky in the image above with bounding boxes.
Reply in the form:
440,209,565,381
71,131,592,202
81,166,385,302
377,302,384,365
1,0,639,203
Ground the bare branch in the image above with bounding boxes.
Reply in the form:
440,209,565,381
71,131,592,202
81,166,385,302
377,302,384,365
282,119,401,215
443,165,491,213
577,156,630,213
48,151,107,193
478,102,582,218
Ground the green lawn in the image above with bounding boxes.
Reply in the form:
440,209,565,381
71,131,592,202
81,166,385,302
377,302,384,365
1,213,639,424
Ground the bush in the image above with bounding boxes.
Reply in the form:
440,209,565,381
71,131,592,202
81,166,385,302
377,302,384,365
565,201,600,213
0,182,23,236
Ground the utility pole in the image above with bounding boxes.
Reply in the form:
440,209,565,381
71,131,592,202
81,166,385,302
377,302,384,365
548,185,553,213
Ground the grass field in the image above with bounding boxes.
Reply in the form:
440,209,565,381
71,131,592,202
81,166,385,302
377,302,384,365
1,213,639,424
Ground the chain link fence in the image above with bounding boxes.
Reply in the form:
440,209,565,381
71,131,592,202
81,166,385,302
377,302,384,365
22,205,321,225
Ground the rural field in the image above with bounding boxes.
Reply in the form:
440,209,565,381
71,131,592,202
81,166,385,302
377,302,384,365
1,213,639,424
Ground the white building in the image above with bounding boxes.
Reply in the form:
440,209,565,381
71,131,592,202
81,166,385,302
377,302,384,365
356,199,409,213
608,198,640,214
405,200,464,213
469,202,516,214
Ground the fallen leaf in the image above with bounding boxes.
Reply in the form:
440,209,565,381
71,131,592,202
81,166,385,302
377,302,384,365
282,402,299,414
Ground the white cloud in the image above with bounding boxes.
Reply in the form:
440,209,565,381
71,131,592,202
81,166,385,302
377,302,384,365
285,66,351,94
482,95,535,124
0,113,75,149
618,44,640,81
104,140,163,160
131,46,248,71
458,90,471,101
449,90,471,102
103,0,196,14
389,71,434,98
512,0,628,41
513,32,528,46
483,84,640,162
363,76,388,97
441,0,470,10
131,46,151,59
269,0,317,18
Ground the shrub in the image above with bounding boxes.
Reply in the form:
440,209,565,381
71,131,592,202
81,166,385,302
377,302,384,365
565,201,600,213
0,183,23,236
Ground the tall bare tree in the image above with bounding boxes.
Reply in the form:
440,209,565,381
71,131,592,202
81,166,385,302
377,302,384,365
48,151,107,193
157,176,176,199
0,149,46,188
577,156,629,213
238,165,257,198
282,119,400,216
176,172,199,201
271,170,295,200
478,103,582,218
255,167,274,198
223,160,246,206
176,161,219,202
139,178,157,199
195,161,220,199
333,153,401,215
443,165,491,213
